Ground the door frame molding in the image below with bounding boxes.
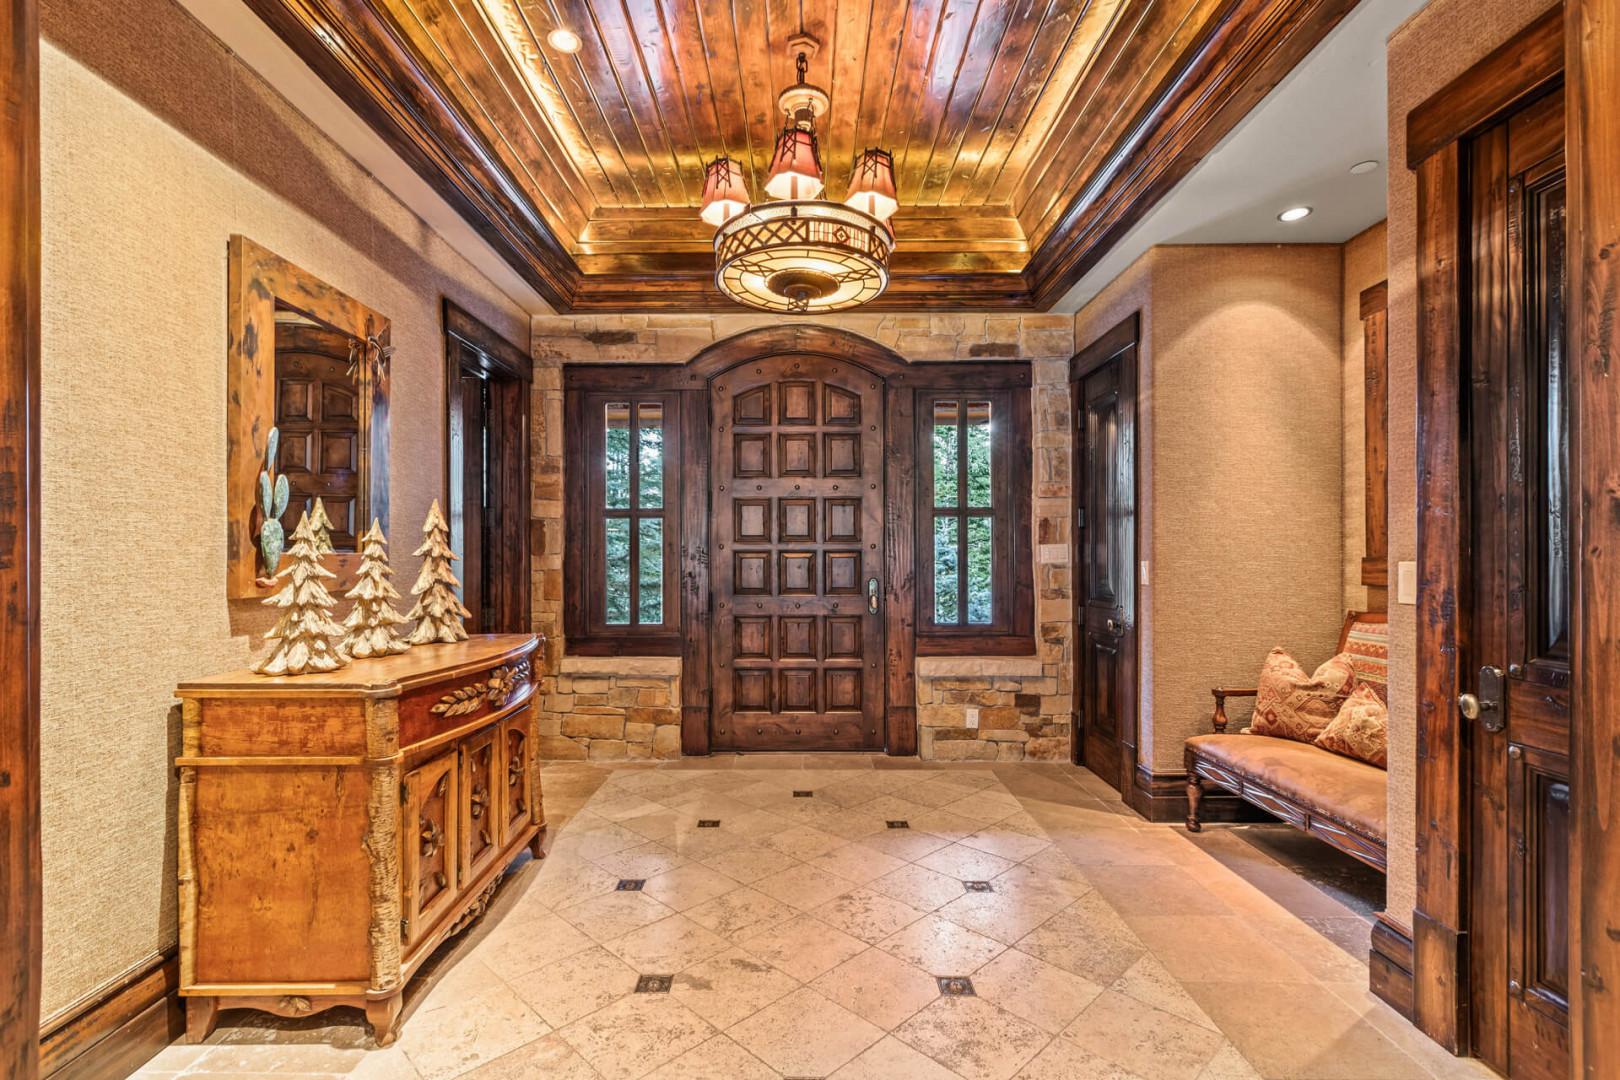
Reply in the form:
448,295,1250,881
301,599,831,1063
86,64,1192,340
1069,314,1146,813
1,0,40,1073
679,326,918,756
1406,5,1563,1055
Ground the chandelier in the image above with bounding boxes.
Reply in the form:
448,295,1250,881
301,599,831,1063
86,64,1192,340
700,37,897,314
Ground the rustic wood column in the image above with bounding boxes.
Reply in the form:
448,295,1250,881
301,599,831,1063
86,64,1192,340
0,0,40,1075
1567,0,1620,1073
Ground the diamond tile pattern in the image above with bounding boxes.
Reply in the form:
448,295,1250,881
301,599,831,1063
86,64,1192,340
141,760,1495,1080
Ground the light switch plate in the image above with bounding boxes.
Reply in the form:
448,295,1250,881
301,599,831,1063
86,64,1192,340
1039,543,1066,564
965,707,980,729
1140,561,1151,587
1397,561,1418,605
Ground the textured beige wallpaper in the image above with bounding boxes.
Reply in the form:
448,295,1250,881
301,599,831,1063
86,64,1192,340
1382,0,1560,931
1341,221,1388,616
1075,245,1344,776
38,0,528,1020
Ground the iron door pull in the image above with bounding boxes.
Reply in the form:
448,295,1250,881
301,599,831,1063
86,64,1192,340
867,578,880,614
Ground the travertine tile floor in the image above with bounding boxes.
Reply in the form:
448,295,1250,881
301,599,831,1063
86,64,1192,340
134,757,1497,1080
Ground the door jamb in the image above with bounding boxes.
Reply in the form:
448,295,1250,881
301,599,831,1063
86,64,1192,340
1070,314,1143,812
1406,5,1563,1055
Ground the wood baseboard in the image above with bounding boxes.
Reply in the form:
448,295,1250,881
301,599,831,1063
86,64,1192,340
1369,915,1416,1021
1132,766,1259,824
40,954,181,1079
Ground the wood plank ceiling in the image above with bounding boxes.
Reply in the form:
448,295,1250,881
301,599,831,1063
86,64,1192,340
246,0,1358,310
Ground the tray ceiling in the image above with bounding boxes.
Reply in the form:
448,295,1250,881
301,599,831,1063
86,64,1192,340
246,0,1356,311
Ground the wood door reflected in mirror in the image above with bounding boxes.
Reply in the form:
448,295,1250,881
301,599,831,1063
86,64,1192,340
227,236,390,598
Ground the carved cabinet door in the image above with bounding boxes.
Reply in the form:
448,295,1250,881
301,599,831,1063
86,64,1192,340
401,750,458,947
710,355,885,751
501,717,534,845
458,726,501,886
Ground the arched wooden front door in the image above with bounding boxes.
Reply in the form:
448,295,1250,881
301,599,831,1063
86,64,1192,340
708,354,886,751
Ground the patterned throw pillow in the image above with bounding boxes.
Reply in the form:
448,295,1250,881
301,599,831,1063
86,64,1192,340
1343,617,1389,703
1315,683,1389,768
1249,648,1357,743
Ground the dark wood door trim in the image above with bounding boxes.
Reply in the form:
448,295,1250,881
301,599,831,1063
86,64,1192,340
1409,9,1569,1060
1565,1,1620,1072
1070,314,1141,811
442,299,532,633
1,0,40,1074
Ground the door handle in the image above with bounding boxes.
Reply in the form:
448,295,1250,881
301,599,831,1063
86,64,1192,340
867,578,880,614
1458,665,1505,732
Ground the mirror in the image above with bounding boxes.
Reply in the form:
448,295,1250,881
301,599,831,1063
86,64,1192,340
227,236,390,598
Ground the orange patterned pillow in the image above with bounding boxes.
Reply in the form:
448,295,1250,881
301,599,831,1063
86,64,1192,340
1249,648,1357,743
1315,683,1389,768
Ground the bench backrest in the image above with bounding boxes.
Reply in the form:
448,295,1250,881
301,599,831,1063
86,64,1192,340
1337,610,1389,703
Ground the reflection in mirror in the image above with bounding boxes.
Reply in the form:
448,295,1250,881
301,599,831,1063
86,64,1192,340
273,308,363,552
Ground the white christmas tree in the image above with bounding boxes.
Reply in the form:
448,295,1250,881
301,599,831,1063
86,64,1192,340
406,499,470,645
255,514,350,676
339,519,411,659
305,497,337,556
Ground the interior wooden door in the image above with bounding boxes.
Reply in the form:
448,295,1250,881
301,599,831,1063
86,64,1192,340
1464,89,1570,1079
1072,333,1137,792
710,355,885,751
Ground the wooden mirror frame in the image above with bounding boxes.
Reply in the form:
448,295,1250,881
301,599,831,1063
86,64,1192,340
226,235,390,598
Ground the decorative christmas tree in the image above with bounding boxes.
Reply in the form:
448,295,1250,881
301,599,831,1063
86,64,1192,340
339,519,411,659
255,514,350,676
406,499,470,645
305,497,337,556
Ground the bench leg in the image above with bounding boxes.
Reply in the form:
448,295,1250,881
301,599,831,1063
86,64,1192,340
1186,771,1204,832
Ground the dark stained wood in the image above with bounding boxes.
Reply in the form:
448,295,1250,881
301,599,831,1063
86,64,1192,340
1413,137,1470,1056
240,0,1356,312
709,354,886,752
0,0,39,1071
443,300,532,634
1361,281,1389,592
1406,5,1564,170
1565,2,1620,1073
1071,315,1138,801
276,323,365,551
882,380,917,757
39,955,181,1080
679,388,713,756
1370,916,1417,1022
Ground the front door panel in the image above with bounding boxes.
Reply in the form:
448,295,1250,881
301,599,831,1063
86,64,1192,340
711,356,884,751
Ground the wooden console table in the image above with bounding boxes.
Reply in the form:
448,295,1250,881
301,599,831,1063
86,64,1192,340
174,634,543,1046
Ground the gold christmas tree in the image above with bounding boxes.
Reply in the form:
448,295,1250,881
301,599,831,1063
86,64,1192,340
255,514,350,676
339,519,411,658
305,497,337,556
406,499,470,645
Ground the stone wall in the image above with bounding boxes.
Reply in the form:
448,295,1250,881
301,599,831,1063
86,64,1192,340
529,312,1074,761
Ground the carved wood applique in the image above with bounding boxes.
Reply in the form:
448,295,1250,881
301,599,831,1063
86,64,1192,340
428,659,531,717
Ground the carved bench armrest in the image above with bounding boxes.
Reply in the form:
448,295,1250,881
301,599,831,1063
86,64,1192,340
1210,687,1258,734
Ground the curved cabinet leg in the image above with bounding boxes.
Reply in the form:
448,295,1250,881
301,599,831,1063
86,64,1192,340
1186,772,1204,832
185,996,220,1044
365,993,403,1048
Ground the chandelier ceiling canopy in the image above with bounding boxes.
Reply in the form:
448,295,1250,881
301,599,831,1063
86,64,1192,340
700,36,897,314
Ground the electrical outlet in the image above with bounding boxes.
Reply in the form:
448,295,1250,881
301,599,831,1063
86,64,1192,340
965,707,980,729
1140,560,1151,587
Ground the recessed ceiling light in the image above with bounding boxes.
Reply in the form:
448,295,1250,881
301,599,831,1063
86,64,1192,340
1278,206,1313,223
547,28,582,53
1349,160,1381,175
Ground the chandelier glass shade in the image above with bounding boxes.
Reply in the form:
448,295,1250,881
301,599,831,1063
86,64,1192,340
700,42,895,313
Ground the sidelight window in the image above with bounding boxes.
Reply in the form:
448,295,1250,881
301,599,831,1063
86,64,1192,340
917,387,1032,654
564,390,682,654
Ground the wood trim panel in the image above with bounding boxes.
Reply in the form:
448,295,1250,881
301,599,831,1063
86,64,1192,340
1370,916,1417,1022
1,0,40,1071
239,0,1354,312
679,389,711,756
1406,6,1564,169
1566,1,1620,1072
1361,280,1389,591
39,955,180,1080
883,381,918,756
443,300,530,382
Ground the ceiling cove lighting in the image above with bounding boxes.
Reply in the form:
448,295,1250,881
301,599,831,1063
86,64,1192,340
546,28,582,53
701,35,894,313
1278,206,1313,223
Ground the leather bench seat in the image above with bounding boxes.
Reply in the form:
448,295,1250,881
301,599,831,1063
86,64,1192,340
1186,732,1387,841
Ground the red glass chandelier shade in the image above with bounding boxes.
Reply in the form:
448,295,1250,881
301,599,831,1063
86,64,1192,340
700,157,750,226
845,148,898,221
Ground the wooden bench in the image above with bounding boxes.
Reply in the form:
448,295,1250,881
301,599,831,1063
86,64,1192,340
1184,612,1389,872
